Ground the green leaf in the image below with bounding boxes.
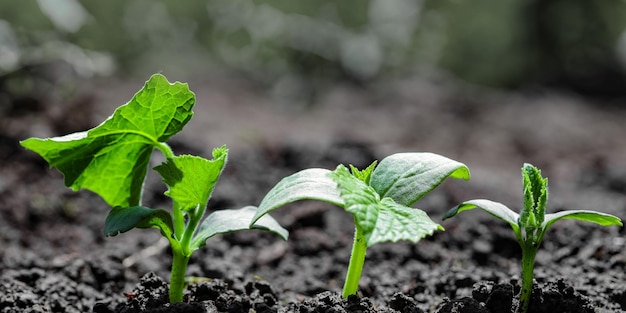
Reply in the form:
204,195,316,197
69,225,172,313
251,168,343,226
443,199,520,234
330,165,381,241
154,146,228,211
370,153,470,207
368,198,443,246
520,163,547,227
104,206,174,239
20,74,195,207
543,210,623,230
330,165,442,247
193,206,288,250
349,161,377,185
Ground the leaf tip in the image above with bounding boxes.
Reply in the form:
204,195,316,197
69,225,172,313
212,145,229,160
18,138,30,147
441,208,457,221
458,166,471,181
254,225,289,241
18,137,42,154
104,229,120,237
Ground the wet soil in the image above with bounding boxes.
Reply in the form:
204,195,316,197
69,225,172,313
0,75,625,312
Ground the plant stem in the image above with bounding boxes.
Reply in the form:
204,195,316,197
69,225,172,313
342,225,367,298
181,206,202,252
517,243,538,313
172,201,185,240
156,142,175,159
169,207,205,303
169,251,191,303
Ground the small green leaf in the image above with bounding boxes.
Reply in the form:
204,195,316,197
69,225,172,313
20,74,195,207
349,161,377,184
193,206,288,250
330,165,442,247
543,210,623,230
104,206,174,239
520,163,547,227
251,168,343,226
444,199,520,234
370,153,470,207
154,146,228,211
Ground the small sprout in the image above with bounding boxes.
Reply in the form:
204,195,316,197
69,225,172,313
443,163,623,313
20,74,287,303
250,153,470,298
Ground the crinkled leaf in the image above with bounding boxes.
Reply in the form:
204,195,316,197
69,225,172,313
330,165,380,240
251,168,343,226
368,198,443,246
330,165,443,247
193,206,288,250
520,163,548,227
543,210,623,230
444,199,521,234
349,161,377,185
20,74,195,207
154,146,228,211
104,206,174,239
370,153,470,207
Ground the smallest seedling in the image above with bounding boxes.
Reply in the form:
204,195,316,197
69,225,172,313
443,163,622,313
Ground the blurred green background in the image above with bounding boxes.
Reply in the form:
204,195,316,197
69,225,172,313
2,0,626,99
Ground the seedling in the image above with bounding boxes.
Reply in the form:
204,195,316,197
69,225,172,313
20,74,287,303
250,153,470,298
443,163,623,313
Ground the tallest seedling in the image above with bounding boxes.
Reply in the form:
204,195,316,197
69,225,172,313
443,163,622,313
20,74,287,303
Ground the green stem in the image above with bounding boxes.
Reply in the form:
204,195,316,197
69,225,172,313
342,225,367,298
168,207,204,303
169,251,191,303
172,201,185,240
518,243,538,313
156,142,175,159
181,206,202,252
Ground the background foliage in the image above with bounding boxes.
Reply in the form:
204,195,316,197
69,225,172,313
2,0,626,96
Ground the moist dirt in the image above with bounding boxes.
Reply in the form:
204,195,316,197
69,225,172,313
1,76,625,312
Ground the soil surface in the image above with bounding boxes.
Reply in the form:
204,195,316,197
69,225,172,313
1,75,625,313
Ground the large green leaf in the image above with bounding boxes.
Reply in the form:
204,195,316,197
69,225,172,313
250,168,343,226
370,153,470,207
20,74,195,207
193,206,288,250
104,206,174,239
154,147,228,211
330,165,443,247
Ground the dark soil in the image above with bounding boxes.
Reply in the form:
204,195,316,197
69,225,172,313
1,75,624,313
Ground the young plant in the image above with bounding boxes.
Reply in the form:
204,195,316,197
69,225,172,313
443,163,623,313
250,153,470,298
20,74,287,303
